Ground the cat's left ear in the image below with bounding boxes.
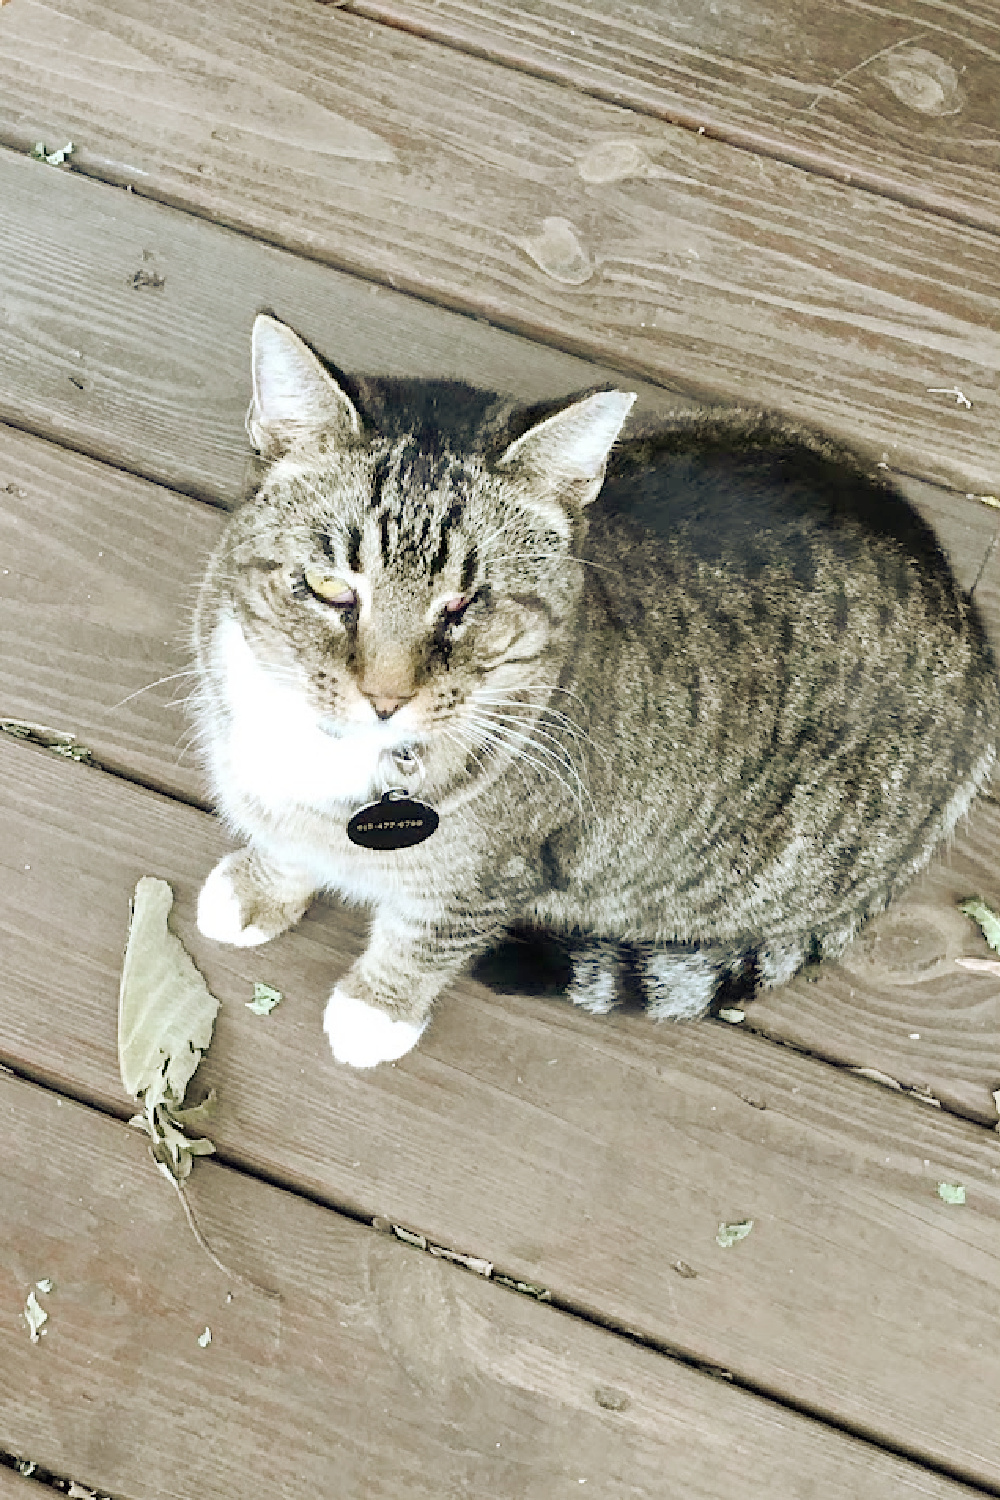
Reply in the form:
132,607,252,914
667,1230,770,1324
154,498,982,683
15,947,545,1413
498,390,636,527
247,314,363,458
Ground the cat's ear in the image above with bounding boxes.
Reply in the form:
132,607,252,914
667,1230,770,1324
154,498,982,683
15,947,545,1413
498,390,636,532
247,315,362,458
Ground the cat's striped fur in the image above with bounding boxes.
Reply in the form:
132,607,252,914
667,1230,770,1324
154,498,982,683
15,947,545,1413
193,315,998,1066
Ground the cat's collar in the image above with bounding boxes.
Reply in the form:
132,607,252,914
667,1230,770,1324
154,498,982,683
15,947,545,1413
346,746,440,850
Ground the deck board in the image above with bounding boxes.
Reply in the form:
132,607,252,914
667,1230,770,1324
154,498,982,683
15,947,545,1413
7,1078,955,1500
1,7,999,490
347,0,1000,230
0,149,682,509
4,1,1000,1486
0,1470,53,1499
2,737,1000,1483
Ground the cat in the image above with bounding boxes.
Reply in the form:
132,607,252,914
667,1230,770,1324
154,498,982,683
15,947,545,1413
193,313,998,1068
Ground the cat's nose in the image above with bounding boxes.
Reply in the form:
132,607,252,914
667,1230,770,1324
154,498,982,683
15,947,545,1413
366,693,413,720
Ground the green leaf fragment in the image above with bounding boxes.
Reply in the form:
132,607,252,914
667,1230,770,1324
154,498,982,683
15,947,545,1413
246,981,282,1015
493,1275,551,1301
717,1008,745,1024
0,718,92,761
24,1289,47,1342
716,1219,754,1248
31,141,74,165
937,1182,966,1205
959,899,1000,954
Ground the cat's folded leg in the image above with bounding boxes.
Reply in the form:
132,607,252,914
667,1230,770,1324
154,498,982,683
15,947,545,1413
324,904,506,1069
197,846,317,947
636,942,744,1020
567,938,623,1014
756,938,809,988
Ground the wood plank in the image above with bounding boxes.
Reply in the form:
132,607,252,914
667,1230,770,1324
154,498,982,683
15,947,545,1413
8,1080,956,1500
748,797,1000,1125
349,0,1000,231
0,1470,46,1499
0,9,998,493
0,152,683,509
2,736,1000,1485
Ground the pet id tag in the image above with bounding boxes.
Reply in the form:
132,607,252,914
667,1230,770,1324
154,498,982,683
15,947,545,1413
347,789,440,850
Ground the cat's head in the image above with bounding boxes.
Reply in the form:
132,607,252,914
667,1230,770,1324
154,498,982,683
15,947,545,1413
196,316,634,803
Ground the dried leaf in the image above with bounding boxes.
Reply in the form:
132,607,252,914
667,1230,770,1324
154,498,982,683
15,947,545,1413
30,140,75,165
493,1275,551,1301
197,1326,212,1347
955,957,1000,976
246,981,282,1015
426,1243,493,1277
0,718,92,762
937,1182,966,1205
118,877,219,1109
24,1289,47,1342
169,1090,218,1131
959,899,1000,954
35,1278,53,1294
716,1219,754,1248
851,1065,902,1090
392,1225,427,1250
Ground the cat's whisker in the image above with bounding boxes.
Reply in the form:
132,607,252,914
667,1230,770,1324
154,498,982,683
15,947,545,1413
442,725,500,786
450,720,537,801
481,682,593,713
470,689,608,763
470,705,590,769
172,725,204,765
109,669,200,711
471,695,591,745
465,710,592,817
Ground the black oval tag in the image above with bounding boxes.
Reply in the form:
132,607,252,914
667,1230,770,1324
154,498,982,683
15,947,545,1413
347,792,440,850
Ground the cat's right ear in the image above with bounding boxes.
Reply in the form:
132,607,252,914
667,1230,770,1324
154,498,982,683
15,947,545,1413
247,315,363,458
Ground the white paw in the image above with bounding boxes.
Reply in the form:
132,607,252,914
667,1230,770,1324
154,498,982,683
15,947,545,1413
197,855,271,947
323,986,426,1068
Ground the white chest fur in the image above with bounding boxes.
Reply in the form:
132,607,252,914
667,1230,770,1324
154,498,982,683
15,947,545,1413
204,615,409,814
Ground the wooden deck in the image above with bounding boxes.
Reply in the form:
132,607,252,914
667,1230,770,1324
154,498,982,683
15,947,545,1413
1,2,999,1495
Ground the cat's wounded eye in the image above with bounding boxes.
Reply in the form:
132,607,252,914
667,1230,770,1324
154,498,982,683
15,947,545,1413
442,595,471,620
303,568,357,607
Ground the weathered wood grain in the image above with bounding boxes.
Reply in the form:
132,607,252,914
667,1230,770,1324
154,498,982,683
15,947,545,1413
3,419,1000,1118
0,429,217,799
748,799,1000,1125
350,0,1000,230
0,1470,43,1499
0,7,998,492
2,736,999,1483
8,1079,951,1500
0,149,681,508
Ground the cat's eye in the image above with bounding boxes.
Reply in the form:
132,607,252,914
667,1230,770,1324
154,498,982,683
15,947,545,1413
303,567,357,607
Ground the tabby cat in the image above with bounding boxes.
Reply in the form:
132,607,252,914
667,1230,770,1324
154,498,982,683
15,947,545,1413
193,314,998,1067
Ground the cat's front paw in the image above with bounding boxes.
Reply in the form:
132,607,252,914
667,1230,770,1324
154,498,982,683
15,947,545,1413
323,985,427,1068
197,849,312,947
